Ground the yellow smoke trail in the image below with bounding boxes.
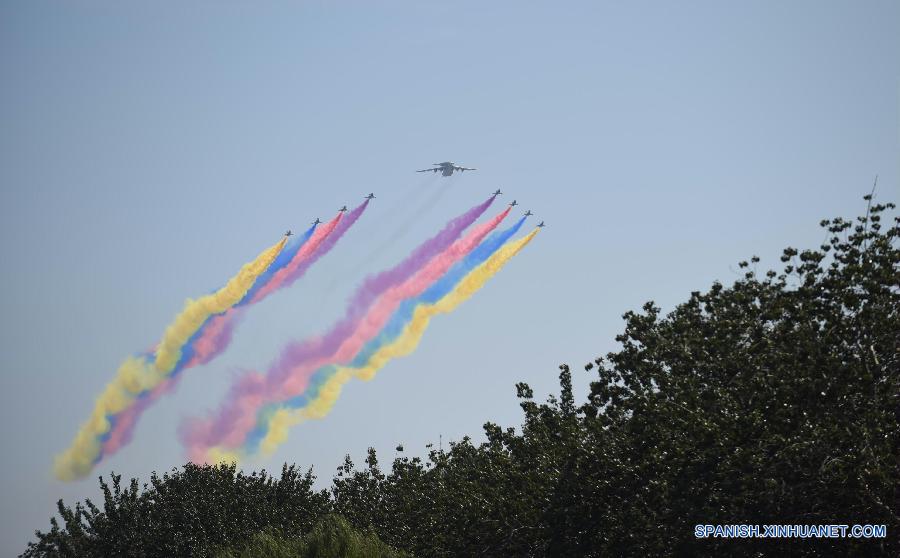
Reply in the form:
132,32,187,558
253,229,539,457
55,236,287,481
154,237,288,371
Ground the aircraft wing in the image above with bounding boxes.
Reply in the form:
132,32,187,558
417,168,439,173
454,166,476,171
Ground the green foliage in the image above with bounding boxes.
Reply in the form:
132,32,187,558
324,198,899,556
216,515,408,558
215,529,306,558
571,198,899,556
24,199,899,557
22,464,330,558
300,514,408,558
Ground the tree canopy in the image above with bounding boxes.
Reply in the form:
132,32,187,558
24,199,898,557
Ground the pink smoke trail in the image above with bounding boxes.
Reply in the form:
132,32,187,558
102,207,366,458
183,206,510,460
185,202,373,368
101,375,180,454
250,212,343,304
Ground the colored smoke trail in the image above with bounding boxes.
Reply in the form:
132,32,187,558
249,212,344,304
224,226,539,461
98,375,179,455
182,197,498,459
193,217,532,463
241,224,318,306
153,236,289,373
283,200,370,292
183,222,319,369
100,203,370,460
268,195,495,390
186,202,368,368
96,224,321,459
54,236,288,481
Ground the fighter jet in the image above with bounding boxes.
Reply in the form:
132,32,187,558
537,221,546,228
509,200,518,207
493,189,502,196
285,230,293,237
524,210,533,217
365,193,376,200
417,162,476,177
339,205,348,212
311,218,321,225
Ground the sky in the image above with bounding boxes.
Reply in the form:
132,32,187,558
1,0,898,553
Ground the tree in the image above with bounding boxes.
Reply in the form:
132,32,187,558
24,199,898,557
573,197,899,555
22,463,330,558
216,515,409,558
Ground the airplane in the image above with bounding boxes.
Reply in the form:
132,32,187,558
339,205,348,212
365,193,376,200
311,218,321,225
524,210,533,217
537,221,546,228
285,230,293,237
417,162,476,177
509,200,518,207
493,189,502,196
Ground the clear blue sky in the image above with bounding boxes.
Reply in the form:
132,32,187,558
1,1,897,553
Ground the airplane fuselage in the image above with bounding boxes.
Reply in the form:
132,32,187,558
418,161,474,177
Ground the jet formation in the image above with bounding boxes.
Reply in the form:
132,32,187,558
285,163,546,237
